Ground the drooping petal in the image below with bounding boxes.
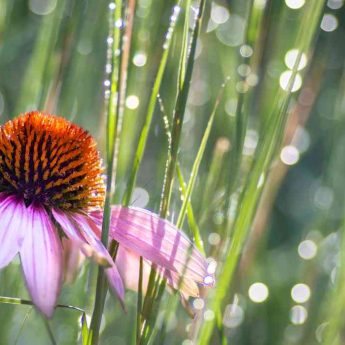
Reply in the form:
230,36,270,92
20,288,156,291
115,246,200,297
115,246,152,293
20,205,63,318
105,264,125,306
52,210,113,267
0,194,28,268
91,207,214,287
61,238,85,284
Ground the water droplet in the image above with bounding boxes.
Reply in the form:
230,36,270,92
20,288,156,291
105,63,112,74
115,19,124,28
107,36,114,46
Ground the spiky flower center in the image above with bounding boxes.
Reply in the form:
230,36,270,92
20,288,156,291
0,112,105,210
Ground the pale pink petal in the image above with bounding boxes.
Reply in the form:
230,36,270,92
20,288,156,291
20,206,63,318
105,264,125,306
116,247,200,297
52,210,113,267
0,195,28,268
92,207,213,286
62,238,85,283
115,246,152,293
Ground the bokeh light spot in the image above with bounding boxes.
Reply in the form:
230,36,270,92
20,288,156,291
279,71,302,92
280,145,300,165
284,49,307,70
126,95,140,109
133,52,147,67
248,282,269,303
285,0,305,9
321,14,338,32
208,233,221,246
29,0,57,15
211,3,230,24
291,283,311,303
290,305,308,324
298,240,317,260
327,0,344,9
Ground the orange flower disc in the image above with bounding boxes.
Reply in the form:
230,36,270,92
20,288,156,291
0,111,105,211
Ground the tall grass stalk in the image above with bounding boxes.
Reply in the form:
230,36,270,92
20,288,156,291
88,0,130,343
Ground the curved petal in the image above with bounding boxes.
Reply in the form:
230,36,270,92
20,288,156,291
20,205,63,318
105,264,125,307
115,246,200,297
52,210,113,267
0,194,28,268
62,238,85,284
115,246,151,293
91,207,214,287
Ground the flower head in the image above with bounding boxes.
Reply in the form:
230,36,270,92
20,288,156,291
0,111,213,318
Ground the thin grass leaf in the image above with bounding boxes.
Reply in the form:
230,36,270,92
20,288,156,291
158,95,205,253
176,79,228,244
177,0,191,91
81,312,90,345
88,0,128,343
176,164,203,251
197,1,325,343
159,0,206,216
0,295,85,313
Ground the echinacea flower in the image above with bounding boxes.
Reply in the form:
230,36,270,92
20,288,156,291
0,111,213,318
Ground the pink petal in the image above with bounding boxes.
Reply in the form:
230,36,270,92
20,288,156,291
20,205,63,318
91,207,213,287
115,246,152,293
0,195,28,268
115,246,200,297
62,238,85,283
105,264,125,306
52,210,113,267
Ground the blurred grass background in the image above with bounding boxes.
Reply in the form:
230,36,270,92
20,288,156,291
0,0,345,344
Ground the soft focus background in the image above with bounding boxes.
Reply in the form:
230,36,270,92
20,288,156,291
0,0,345,344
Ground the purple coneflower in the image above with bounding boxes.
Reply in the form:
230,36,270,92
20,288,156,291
0,111,213,317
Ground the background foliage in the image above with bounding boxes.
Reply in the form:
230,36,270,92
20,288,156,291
0,0,345,344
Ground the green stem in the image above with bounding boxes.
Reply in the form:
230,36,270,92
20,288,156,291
88,1,126,343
